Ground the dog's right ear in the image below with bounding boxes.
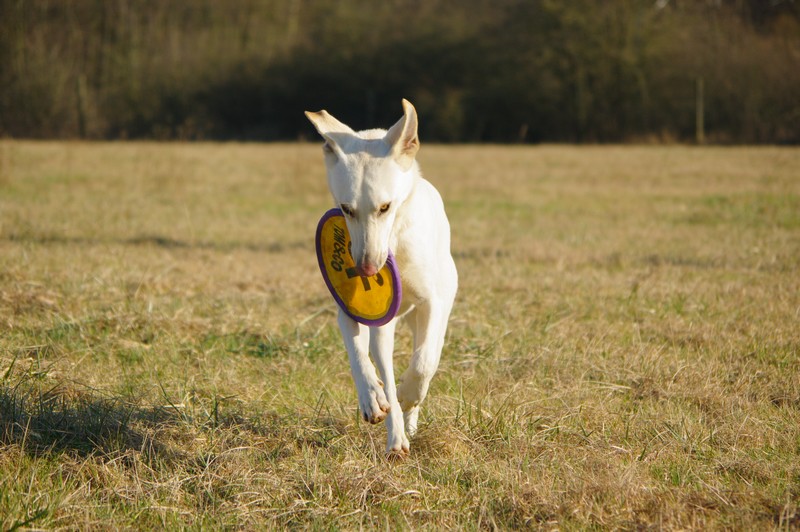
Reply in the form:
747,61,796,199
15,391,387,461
305,110,352,159
384,99,420,171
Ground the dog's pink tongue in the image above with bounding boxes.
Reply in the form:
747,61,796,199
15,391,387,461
358,263,379,277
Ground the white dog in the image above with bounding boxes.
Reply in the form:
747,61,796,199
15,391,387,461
306,99,457,456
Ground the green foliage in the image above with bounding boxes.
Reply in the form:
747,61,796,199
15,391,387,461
1,0,798,142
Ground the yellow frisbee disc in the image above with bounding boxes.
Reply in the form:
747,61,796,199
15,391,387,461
315,208,401,326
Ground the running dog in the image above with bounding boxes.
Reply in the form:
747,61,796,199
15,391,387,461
305,99,457,456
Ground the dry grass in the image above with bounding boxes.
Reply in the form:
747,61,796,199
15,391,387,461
1,140,799,529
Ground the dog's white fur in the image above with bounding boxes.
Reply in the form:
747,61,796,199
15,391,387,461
306,99,457,456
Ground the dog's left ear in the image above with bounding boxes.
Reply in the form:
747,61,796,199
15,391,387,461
304,110,353,159
384,99,419,171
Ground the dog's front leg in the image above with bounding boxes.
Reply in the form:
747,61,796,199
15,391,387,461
338,309,390,424
369,319,410,457
397,297,451,436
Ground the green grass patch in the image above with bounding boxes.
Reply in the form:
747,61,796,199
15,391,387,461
682,192,800,229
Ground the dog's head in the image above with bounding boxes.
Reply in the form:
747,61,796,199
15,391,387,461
305,99,420,276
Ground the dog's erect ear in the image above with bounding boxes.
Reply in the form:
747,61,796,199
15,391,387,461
384,99,419,171
304,110,353,158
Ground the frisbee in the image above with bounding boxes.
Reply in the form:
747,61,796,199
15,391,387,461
315,208,402,326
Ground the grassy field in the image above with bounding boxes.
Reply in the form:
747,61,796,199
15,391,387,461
1,141,799,529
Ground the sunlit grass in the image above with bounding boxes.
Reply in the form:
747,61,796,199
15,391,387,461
1,141,799,529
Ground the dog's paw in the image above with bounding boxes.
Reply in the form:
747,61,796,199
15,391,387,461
358,380,391,424
396,371,426,412
385,447,410,461
385,433,410,459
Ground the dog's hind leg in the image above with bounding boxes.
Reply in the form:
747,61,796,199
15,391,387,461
370,320,410,456
338,309,390,425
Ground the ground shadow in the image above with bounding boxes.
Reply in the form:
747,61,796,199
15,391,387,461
0,380,349,464
0,383,184,460
3,232,307,254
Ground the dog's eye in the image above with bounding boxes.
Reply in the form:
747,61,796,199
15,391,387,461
340,204,354,217
379,203,391,215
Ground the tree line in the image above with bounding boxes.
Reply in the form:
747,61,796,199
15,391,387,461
1,0,798,143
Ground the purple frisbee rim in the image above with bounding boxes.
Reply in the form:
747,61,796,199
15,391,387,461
315,208,402,327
